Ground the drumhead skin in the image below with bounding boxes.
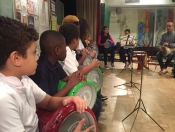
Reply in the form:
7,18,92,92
58,80,97,109
86,68,103,92
83,55,92,65
37,103,98,132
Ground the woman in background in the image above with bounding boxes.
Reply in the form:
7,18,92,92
98,26,115,69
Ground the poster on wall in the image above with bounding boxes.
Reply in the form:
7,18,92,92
27,0,34,15
51,0,56,15
125,0,139,3
137,9,155,47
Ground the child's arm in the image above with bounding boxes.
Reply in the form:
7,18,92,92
78,59,100,75
37,94,87,113
77,49,88,65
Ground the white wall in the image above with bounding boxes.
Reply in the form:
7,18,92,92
110,8,138,43
101,0,106,3
106,0,175,7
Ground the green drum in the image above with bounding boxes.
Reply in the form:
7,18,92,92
58,80,97,109
86,67,103,92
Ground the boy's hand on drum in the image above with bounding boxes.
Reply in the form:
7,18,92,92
74,118,95,132
75,70,86,82
80,49,88,57
62,96,87,113
68,72,82,87
91,58,100,67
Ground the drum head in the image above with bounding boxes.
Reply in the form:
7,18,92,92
83,55,92,65
59,111,95,132
58,80,97,109
104,41,111,48
68,81,97,109
86,68,103,92
37,103,97,132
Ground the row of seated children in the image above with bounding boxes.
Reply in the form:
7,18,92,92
0,16,94,132
62,15,108,102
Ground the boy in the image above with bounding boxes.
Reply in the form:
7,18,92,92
0,16,93,132
59,23,100,75
30,30,84,97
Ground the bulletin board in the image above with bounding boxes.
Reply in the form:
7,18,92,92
0,0,14,18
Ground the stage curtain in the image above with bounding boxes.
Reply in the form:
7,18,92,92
76,0,100,41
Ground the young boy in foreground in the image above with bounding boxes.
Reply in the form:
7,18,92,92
0,16,94,132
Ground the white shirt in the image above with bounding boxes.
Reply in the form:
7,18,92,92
60,46,79,75
0,73,46,132
120,35,135,46
76,39,84,50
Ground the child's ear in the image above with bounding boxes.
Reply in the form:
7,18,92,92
55,47,61,56
9,51,22,67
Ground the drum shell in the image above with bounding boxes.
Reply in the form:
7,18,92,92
83,55,93,65
86,68,103,92
37,103,98,132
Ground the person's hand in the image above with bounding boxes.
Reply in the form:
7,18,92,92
163,42,168,46
68,72,81,87
91,58,100,67
103,42,108,47
76,50,81,55
75,70,86,82
74,118,95,132
62,96,87,113
80,49,88,57
159,46,163,52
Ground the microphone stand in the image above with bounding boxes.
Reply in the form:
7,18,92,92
122,58,165,132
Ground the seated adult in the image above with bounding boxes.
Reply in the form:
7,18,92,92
119,29,135,68
156,22,175,75
97,26,115,69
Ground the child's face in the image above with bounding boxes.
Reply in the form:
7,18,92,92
58,40,67,61
21,41,38,75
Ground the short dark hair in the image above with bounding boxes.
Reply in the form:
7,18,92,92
59,23,79,45
125,29,130,33
79,17,90,41
0,16,38,69
40,30,65,56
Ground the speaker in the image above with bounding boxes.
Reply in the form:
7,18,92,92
172,0,175,2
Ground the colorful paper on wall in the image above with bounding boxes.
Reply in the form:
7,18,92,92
51,16,57,31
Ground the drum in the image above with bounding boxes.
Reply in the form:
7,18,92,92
104,40,112,48
83,55,93,65
37,103,97,132
133,51,147,70
90,44,99,58
58,80,97,109
86,68,103,92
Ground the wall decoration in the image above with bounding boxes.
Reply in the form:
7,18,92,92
27,0,34,15
137,9,155,47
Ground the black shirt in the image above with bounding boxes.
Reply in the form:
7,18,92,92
29,54,67,96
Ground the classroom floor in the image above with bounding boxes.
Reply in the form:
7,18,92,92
98,61,175,132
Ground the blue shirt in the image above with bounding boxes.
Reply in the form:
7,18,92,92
30,54,67,96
